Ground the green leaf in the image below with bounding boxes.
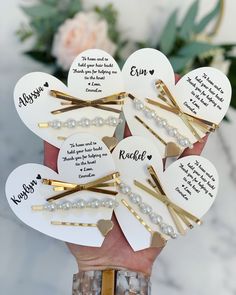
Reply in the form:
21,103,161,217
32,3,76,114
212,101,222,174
195,0,221,33
68,0,82,16
169,56,192,72
136,41,148,49
24,50,55,64
223,115,230,122
179,0,199,40
53,67,67,82
159,10,177,55
227,57,236,109
220,44,236,53
229,92,236,109
95,4,119,43
178,42,217,57
21,4,58,19
41,0,58,6
227,58,236,72
16,25,33,42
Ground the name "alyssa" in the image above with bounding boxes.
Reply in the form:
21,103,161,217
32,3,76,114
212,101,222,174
18,86,44,108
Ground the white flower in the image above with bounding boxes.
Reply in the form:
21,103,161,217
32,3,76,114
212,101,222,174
52,12,117,70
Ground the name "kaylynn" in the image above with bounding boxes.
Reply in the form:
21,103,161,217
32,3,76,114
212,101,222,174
11,180,37,205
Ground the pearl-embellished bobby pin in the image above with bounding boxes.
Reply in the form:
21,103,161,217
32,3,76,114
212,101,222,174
121,199,167,248
31,198,119,212
38,116,122,129
118,182,177,239
128,94,193,149
135,116,181,158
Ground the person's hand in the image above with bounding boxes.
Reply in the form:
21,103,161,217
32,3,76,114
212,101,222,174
44,75,208,275
44,130,207,276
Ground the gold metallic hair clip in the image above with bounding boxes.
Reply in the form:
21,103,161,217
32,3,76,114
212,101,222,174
121,199,166,248
51,219,114,237
146,80,218,141
42,172,120,202
50,90,127,114
135,115,181,158
134,165,202,235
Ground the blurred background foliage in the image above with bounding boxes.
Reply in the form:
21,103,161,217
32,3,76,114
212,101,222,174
17,0,236,110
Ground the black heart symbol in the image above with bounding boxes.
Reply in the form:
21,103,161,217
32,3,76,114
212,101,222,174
149,70,154,75
36,174,41,180
44,82,49,87
147,155,152,160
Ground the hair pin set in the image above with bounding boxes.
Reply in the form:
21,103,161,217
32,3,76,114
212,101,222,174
6,48,231,250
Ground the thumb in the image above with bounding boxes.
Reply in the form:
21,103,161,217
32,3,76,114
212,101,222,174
44,141,59,172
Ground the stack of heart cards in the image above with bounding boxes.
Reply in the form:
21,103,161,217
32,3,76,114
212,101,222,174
6,48,231,250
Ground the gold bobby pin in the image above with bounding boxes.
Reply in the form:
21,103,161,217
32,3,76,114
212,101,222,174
50,90,127,114
52,181,118,191
146,80,218,142
51,219,114,237
43,172,120,202
57,136,67,141
134,165,202,235
121,199,166,248
135,115,181,158
147,165,202,229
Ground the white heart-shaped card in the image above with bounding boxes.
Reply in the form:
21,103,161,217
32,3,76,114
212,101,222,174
14,49,124,148
113,136,218,251
5,133,118,246
122,48,231,157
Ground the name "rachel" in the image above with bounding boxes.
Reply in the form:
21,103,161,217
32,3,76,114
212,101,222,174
119,149,147,161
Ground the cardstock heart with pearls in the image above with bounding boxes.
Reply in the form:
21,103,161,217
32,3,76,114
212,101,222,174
14,49,124,148
122,48,231,157
5,133,117,247
112,136,219,251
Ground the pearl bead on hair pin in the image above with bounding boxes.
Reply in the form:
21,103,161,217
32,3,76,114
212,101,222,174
38,116,122,129
134,116,182,158
128,93,193,149
118,182,177,239
146,80,218,140
31,198,119,212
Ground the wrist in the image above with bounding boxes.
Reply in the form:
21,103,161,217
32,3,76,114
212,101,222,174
70,243,159,276
76,255,155,276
